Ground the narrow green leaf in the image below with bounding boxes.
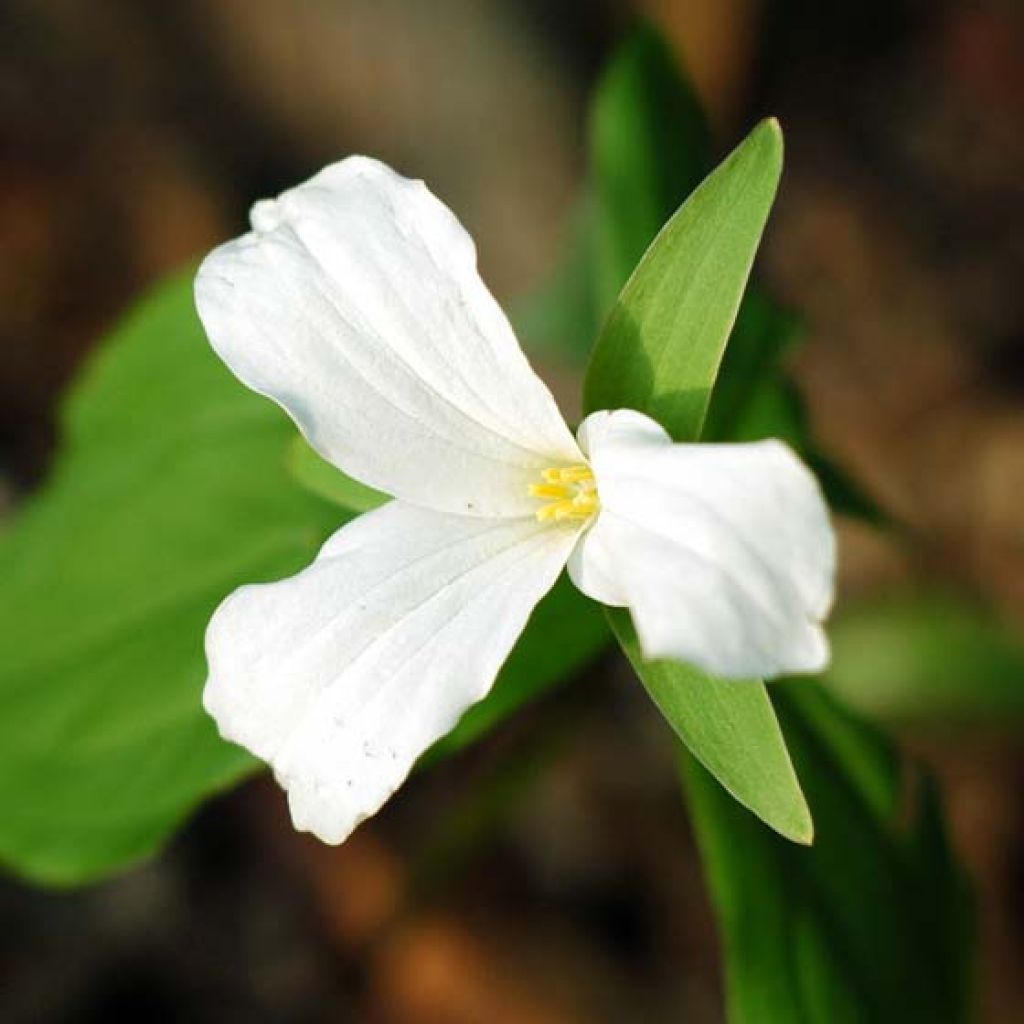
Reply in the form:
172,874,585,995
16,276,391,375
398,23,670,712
583,26,971,1016
584,117,783,440
287,436,388,513
584,113,809,841
684,683,974,1023
608,610,812,844
587,22,882,526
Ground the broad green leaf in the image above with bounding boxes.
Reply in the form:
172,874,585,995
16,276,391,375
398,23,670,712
684,683,974,1023
288,436,387,513
584,116,783,440
610,612,812,843
0,273,610,886
0,271,339,885
827,594,1024,722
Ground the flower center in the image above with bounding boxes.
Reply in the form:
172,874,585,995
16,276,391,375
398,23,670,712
528,464,599,524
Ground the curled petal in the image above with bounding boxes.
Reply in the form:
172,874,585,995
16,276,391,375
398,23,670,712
204,502,579,844
569,410,835,679
196,157,580,517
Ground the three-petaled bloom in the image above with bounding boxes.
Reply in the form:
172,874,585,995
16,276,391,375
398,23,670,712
195,157,835,845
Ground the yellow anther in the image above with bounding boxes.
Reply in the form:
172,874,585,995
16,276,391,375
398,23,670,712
528,483,571,500
531,464,599,524
536,500,573,523
542,465,593,485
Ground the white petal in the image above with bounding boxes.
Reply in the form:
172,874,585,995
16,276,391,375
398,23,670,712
195,157,581,517
569,410,835,679
204,502,578,844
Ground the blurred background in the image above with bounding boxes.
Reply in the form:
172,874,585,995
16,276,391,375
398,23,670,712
2,0,1022,1020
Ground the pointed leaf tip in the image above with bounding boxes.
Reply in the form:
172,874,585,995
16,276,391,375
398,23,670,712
585,115,788,444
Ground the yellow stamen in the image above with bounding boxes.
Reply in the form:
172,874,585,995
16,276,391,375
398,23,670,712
531,464,599,523
528,483,571,500
542,465,593,484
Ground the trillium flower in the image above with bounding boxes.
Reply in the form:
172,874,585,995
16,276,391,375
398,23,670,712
195,157,835,845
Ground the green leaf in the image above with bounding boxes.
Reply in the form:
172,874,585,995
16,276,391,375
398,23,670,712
584,114,809,841
590,21,710,316
513,24,712,374
0,271,339,885
610,611,812,844
587,22,883,526
827,594,1024,722
584,116,783,441
805,446,889,526
683,683,974,1023
287,435,388,513
580,24,971,1015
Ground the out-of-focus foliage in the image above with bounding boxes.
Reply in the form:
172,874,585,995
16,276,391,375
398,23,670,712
514,197,600,366
701,288,799,442
589,22,711,317
685,682,974,1023
828,595,1024,722
288,437,387,513
0,272,333,884
722,368,888,525
516,25,705,367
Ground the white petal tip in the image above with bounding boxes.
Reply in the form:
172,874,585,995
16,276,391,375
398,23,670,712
286,785,367,847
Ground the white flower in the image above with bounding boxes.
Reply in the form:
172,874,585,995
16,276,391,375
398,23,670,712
195,157,835,845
